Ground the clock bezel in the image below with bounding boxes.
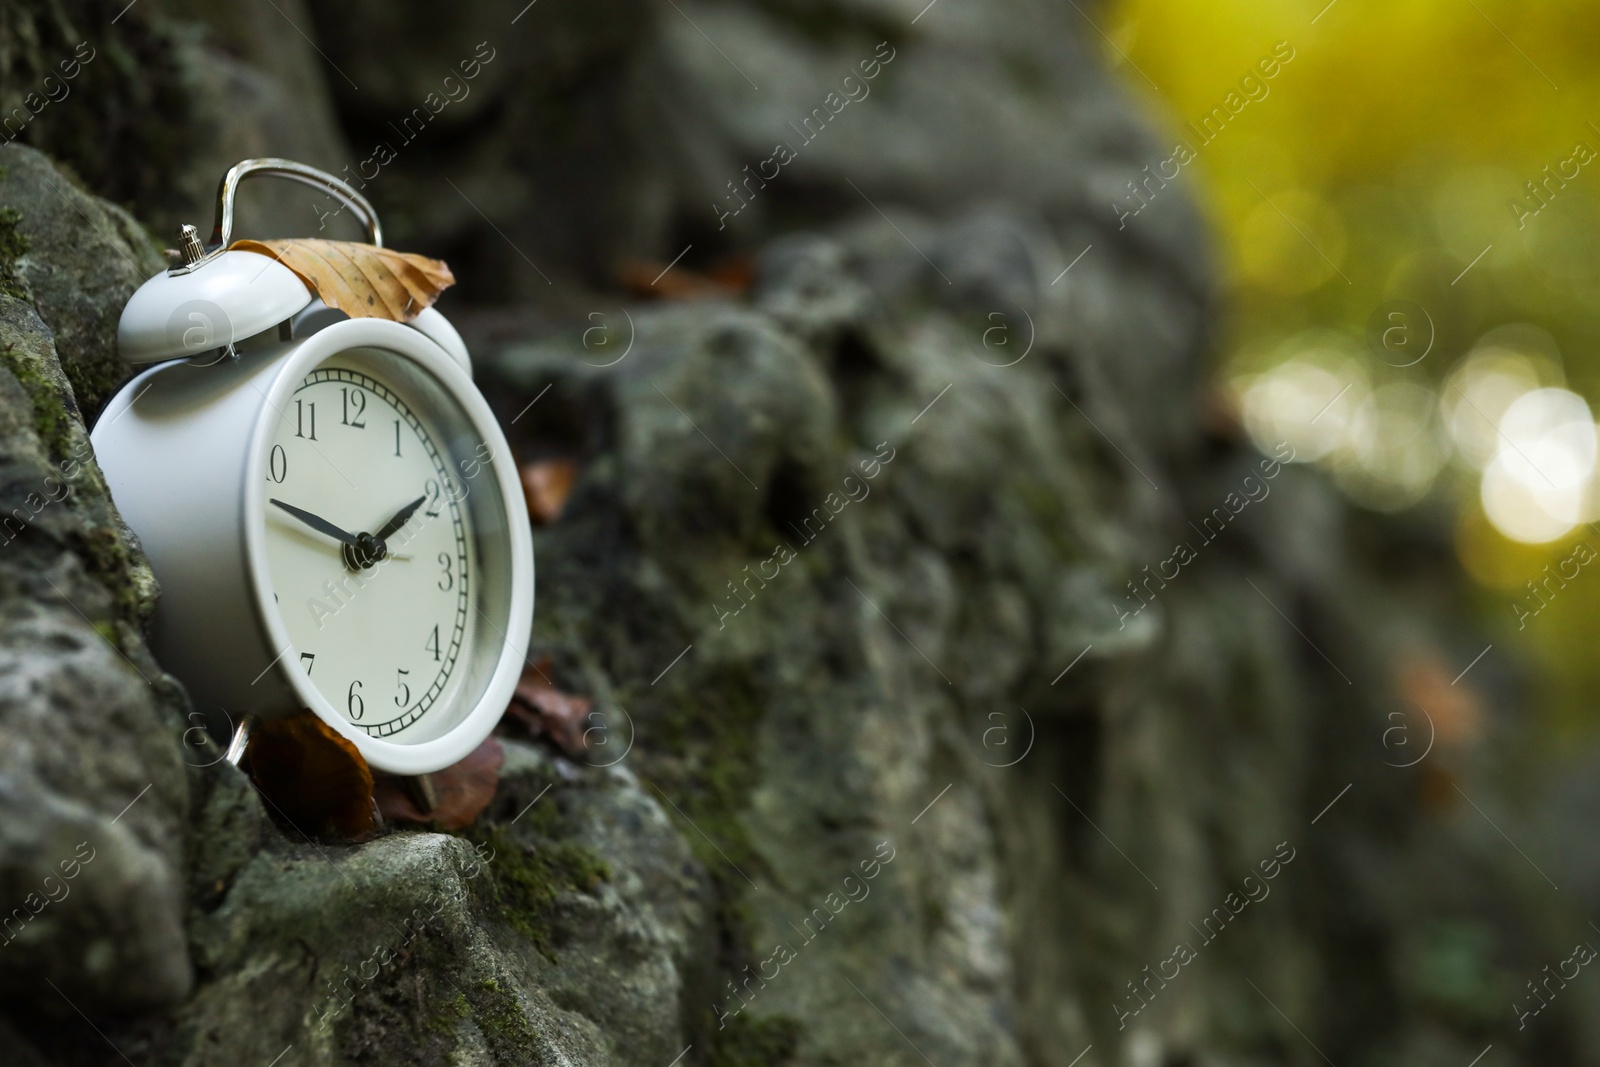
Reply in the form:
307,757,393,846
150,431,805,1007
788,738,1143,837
241,319,534,775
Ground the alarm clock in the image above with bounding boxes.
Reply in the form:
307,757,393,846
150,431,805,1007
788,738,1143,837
92,159,534,777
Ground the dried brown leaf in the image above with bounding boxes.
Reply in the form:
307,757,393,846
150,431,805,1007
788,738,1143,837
505,657,592,757
230,238,455,322
374,737,504,829
243,711,377,840
617,254,751,300
521,459,578,526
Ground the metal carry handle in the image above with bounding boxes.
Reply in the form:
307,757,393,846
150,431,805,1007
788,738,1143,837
207,157,383,251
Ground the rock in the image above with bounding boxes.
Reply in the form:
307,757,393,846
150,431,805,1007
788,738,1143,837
0,1015,53,1067
0,767,187,1012
0,145,164,420
306,0,678,294
154,0,358,244
171,739,710,1066
0,0,355,251
0,150,190,1021
467,214,1192,1065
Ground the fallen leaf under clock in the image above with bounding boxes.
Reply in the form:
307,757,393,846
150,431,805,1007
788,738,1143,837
374,736,505,829
505,657,592,758
229,238,454,322
243,711,378,840
521,458,578,526
617,254,752,300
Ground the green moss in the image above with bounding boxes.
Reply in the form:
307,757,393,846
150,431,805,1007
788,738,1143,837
335,947,537,1063
469,977,540,1053
7,354,61,453
0,297,150,627
640,664,810,1062
1003,52,1052,99
0,206,29,301
1405,920,1509,1026
78,525,146,625
654,665,766,875
753,0,904,48
0,300,78,470
705,1014,803,1067
922,891,948,940
0,377,148,627
461,824,611,963
427,992,472,1037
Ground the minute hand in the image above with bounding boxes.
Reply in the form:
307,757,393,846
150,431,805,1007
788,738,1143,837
269,498,361,547
373,495,427,543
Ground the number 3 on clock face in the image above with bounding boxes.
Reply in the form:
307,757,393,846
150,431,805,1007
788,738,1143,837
262,363,475,741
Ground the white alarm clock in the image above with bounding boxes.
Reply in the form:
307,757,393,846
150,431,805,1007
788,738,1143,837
92,159,534,777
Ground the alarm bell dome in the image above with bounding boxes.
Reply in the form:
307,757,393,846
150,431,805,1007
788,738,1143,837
117,248,313,364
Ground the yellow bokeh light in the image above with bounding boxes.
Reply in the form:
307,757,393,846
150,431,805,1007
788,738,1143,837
1236,189,1347,293
1108,0,1600,729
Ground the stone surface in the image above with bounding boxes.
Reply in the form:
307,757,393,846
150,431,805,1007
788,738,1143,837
0,148,190,1025
0,0,357,250
0,144,166,418
165,739,709,1067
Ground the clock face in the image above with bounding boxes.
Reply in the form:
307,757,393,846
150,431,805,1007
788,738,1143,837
260,354,501,744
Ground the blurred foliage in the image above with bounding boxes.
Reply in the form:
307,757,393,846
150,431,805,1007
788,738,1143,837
1104,0,1600,742
1405,919,1511,1027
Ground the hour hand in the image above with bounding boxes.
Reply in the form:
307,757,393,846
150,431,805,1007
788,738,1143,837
373,495,427,543
269,498,360,547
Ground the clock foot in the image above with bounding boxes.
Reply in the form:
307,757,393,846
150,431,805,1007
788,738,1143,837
224,713,259,767
403,773,439,814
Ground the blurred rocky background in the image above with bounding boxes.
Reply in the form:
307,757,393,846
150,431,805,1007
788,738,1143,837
0,1,1593,1066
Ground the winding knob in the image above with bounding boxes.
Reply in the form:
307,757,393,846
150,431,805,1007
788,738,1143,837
176,223,206,266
